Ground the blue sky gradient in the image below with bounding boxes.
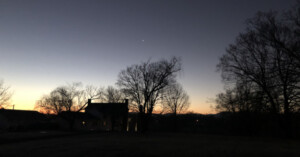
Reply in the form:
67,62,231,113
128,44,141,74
0,0,296,113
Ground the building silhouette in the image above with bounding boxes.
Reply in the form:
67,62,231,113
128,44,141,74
84,99,129,131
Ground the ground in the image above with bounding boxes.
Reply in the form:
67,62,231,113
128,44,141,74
0,132,299,157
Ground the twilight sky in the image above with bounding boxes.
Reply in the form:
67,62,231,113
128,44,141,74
0,0,296,113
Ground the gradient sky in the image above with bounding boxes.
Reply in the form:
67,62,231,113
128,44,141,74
0,0,296,113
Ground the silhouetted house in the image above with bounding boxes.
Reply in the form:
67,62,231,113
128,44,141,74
0,109,46,131
85,99,128,131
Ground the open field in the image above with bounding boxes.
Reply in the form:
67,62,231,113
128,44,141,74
0,132,299,157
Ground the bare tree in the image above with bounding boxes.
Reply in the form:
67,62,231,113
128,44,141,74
36,82,104,114
217,3,300,136
218,11,300,115
0,80,12,109
162,83,190,115
37,94,64,114
117,57,181,132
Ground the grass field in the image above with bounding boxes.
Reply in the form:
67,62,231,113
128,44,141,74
0,132,299,157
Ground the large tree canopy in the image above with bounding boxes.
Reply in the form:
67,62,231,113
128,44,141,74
117,57,181,132
217,3,300,114
216,2,300,137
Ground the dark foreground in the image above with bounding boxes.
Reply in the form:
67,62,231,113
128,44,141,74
0,132,299,157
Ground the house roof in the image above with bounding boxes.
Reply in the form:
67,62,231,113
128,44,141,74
0,109,46,121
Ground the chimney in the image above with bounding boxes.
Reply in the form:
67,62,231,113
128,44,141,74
125,99,129,110
88,99,92,105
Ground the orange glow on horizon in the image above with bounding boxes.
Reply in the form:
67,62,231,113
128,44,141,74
10,96,216,114
9,87,216,114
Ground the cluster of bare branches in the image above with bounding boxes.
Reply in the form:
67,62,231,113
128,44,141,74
104,86,125,103
0,80,12,109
